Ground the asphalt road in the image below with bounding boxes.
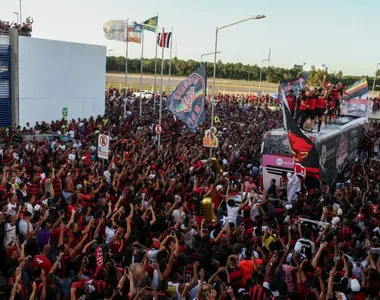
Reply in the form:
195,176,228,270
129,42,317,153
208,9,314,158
106,73,278,93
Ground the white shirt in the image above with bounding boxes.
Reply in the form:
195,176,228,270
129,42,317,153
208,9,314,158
73,142,82,149
103,171,111,184
68,153,76,161
68,130,75,138
3,223,16,247
19,219,33,235
105,226,115,243
25,202,34,216
172,209,186,226
227,205,240,225
7,203,17,215
183,228,197,246
57,144,66,151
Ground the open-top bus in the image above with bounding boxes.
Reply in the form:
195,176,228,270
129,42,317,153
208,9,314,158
260,117,367,190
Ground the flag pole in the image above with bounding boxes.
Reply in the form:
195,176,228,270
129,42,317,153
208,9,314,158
153,12,159,114
139,29,144,117
158,27,165,152
168,26,173,93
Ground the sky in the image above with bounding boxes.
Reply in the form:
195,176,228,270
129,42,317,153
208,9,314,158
1,0,379,76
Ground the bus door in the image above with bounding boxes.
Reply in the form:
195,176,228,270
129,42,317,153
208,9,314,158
260,132,294,191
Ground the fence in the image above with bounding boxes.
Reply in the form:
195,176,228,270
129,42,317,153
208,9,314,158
0,30,31,37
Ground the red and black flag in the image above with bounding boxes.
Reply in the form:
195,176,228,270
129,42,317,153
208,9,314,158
157,32,172,48
281,88,320,179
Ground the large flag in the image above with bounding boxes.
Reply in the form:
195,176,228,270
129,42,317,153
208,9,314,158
167,64,206,132
103,20,142,44
281,88,319,179
143,16,158,32
341,78,372,119
157,32,172,48
343,77,369,100
277,72,310,104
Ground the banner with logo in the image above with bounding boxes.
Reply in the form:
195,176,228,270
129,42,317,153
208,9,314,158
281,88,319,179
167,64,206,132
341,78,372,119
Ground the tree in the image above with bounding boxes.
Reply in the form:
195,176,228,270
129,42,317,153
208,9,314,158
105,56,379,90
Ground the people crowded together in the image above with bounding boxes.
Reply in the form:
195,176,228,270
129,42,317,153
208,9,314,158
0,87,379,300
0,17,33,36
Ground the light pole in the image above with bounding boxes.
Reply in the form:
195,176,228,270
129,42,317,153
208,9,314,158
210,15,265,158
258,48,271,95
13,12,19,24
19,0,22,25
371,62,380,97
201,51,222,65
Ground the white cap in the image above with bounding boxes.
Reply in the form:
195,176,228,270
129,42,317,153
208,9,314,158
34,204,41,212
216,185,223,191
332,217,340,225
337,208,343,216
76,184,83,190
350,279,360,292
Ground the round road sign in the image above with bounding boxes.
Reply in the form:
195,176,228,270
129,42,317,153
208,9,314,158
100,135,108,146
155,124,162,135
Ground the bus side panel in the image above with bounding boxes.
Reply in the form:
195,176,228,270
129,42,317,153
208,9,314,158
316,134,339,184
340,122,364,169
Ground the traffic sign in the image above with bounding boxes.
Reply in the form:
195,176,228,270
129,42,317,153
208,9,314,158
154,124,162,135
98,134,109,160
100,135,108,146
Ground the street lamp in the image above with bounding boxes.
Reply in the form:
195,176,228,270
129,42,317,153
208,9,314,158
258,48,271,95
371,62,380,97
13,12,19,24
201,51,222,64
19,0,22,25
210,15,266,158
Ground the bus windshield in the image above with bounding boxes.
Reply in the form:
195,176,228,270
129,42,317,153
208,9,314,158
262,133,292,156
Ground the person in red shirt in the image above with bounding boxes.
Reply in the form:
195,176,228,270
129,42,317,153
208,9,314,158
315,88,327,132
299,90,308,129
332,82,344,118
304,89,316,132
286,90,296,117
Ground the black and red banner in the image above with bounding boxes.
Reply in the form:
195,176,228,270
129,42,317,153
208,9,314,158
281,88,320,179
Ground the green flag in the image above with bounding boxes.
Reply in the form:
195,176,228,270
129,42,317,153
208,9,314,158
143,16,158,32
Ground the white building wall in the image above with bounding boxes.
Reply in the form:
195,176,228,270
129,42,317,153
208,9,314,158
18,37,106,127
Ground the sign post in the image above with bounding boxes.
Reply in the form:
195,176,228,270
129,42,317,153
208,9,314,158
62,107,68,121
98,134,109,161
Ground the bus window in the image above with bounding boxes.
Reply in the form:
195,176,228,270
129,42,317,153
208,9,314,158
262,134,291,156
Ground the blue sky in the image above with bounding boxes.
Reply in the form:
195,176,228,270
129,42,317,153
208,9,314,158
1,0,379,76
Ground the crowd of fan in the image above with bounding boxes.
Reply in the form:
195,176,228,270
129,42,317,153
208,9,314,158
0,88,379,300
0,18,33,37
